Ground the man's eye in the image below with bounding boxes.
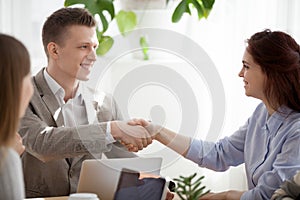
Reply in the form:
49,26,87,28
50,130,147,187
80,45,87,49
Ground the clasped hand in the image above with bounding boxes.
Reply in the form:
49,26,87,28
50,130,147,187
111,119,161,152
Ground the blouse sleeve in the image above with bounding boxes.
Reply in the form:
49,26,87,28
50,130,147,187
185,120,248,171
0,148,25,200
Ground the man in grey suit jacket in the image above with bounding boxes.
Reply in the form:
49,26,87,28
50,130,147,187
19,7,152,198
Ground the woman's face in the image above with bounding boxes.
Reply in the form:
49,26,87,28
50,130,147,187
239,50,266,101
19,73,33,117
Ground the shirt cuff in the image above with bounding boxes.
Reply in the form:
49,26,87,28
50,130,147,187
106,121,116,144
185,139,203,164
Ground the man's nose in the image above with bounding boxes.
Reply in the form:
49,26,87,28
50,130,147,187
88,48,97,61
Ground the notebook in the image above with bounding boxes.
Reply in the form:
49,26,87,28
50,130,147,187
77,157,163,200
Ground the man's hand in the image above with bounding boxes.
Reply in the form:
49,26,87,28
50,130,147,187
13,132,25,155
111,121,153,152
199,190,245,200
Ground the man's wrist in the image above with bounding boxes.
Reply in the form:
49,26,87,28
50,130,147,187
106,121,116,143
110,121,122,140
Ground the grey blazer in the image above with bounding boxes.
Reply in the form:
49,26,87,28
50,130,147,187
19,69,135,198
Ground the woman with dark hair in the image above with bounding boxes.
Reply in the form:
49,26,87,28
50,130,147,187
0,34,33,199
130,29,300,200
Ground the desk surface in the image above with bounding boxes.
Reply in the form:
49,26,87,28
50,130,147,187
27,194,181,200
26,197,68,200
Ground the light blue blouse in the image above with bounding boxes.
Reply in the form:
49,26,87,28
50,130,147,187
186,103,300,200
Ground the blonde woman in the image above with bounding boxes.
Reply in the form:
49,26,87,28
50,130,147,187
0,34,33,199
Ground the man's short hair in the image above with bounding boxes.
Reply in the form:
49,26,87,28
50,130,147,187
42,7,96,58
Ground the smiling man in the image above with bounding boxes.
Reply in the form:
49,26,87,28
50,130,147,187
19,8,152,198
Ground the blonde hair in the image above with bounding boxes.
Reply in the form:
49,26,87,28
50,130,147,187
0,34,30,147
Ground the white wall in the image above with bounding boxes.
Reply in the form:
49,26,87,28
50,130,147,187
0,0,63,72
1,0,300,193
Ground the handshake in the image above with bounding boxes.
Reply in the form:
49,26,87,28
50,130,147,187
111,119,162,152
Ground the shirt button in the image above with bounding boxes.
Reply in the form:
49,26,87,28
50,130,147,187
69,170,73,178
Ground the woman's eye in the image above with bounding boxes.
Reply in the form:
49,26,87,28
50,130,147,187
243,64,250,69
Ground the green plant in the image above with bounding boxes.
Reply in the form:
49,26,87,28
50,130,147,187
64,0,215,57
64,0,137,55
172,0,215,22
174,172,210,200
139,36,149,60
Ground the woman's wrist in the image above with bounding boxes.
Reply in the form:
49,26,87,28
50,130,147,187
153,129,163,141
144,123,163,139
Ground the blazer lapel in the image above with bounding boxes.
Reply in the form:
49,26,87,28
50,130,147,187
34,73,101,166
34,69,64,127
71,83,101,167
80,84,99,125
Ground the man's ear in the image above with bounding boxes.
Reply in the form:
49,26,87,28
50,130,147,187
47,42,59,59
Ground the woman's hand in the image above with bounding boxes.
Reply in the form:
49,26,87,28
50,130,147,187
127,118,191,156
199,190,245,200
127,118,162,139
166,190,175,200
13,132,25,155
111,121,152,152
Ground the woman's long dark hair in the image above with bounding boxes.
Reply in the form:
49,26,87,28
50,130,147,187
246,29,300,112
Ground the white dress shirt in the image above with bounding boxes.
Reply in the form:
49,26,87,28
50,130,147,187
43,69,114,143
44,69,88,127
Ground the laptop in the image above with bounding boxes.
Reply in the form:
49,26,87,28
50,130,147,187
77,157,163,200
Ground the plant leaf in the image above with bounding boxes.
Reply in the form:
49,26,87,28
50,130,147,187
191,188,204,199
177,182,185,188
140,36,149,60
172,0,187,23
116,10,137,36
187,172,197,183
172,0,215,22
193,175,205,184
191,181,202,192
177,192,185,200
64,0,86,7
202,0,215,9
201,189,211,197
96,35,114,55
64,0,114,33
175,173,210,200
191,0,205,19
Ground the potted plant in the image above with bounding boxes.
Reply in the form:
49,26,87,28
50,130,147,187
174,172,210,200
64,0,215,57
